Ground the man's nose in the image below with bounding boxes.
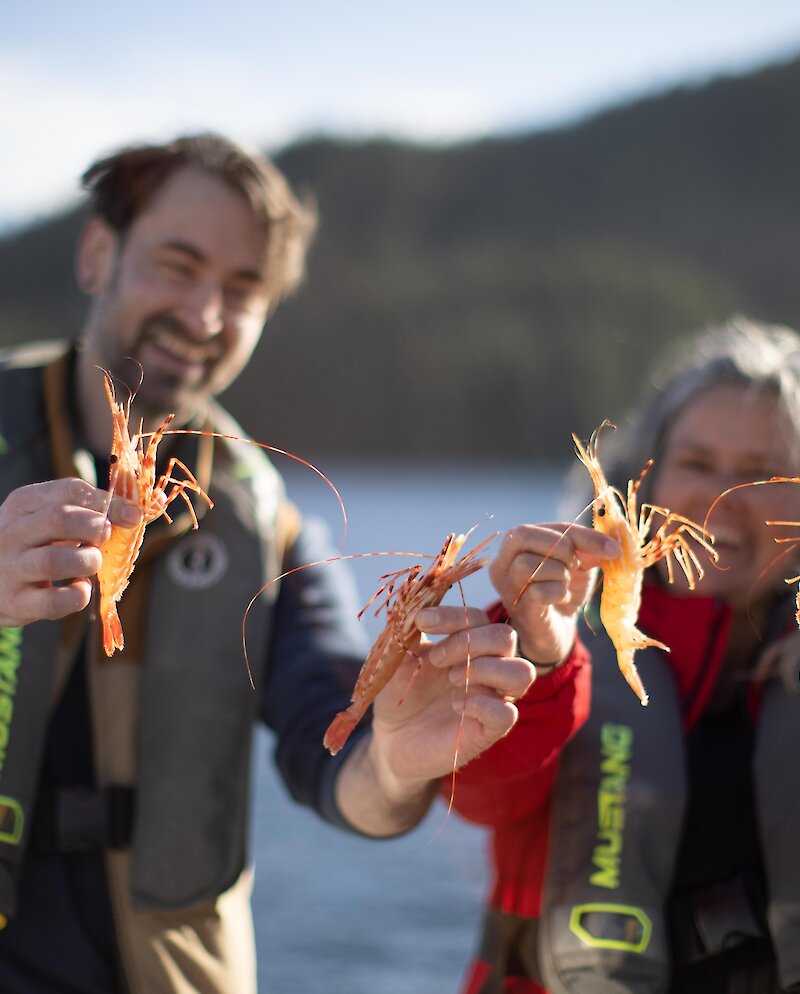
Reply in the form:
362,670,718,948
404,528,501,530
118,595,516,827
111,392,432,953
182,284,225,339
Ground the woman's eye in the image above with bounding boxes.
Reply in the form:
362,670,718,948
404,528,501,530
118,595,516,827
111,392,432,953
741,467,788,483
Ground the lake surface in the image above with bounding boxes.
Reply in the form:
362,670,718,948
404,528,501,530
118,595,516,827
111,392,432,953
250,460,562,994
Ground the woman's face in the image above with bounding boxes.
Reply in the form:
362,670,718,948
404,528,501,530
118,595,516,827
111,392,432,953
650,382,800,611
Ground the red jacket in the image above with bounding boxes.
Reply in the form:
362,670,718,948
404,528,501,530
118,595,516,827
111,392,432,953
451,586,734,932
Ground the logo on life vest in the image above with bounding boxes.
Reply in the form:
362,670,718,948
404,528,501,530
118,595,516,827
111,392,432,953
167,533,229,590
0,627,22,781
569,902,652,953
590,722,633,889
0,795,24,846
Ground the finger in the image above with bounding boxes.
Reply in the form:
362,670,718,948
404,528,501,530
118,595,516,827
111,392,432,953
506,552,576,596
425,622,517,668
448,654,536,699
453,690,518,738
494,523,617,576
415,605,489,635
567,534,620,569
513,577,572,607
106,496,143,527
15,579,94,623
538,522,619,561
25,544,104,583
11,504,114,551
6,478,113,516
492,524,577,576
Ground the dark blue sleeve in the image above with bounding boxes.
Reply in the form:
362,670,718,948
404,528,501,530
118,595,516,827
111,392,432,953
260,515,371,829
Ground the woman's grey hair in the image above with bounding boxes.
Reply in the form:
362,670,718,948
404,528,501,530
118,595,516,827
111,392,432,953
562,314,800,515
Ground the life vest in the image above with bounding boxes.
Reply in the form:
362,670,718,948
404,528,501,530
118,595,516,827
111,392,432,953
537,622,800,993
0,345,290,927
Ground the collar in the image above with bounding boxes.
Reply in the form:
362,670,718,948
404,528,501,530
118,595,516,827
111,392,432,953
639,582,797,727
639,584,731,727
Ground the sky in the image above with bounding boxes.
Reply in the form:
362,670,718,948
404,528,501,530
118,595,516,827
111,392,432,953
3,0,800,232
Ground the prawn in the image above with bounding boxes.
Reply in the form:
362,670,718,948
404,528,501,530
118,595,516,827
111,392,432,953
96,366,346,658
705,476,800,625
323,528,495,755
96,372,213,656
571,421,717,704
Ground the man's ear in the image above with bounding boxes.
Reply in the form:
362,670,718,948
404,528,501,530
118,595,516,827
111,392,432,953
75,217,118,295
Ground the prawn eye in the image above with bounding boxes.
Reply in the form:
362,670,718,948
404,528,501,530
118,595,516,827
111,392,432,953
109,455,118,465
597,505,606,517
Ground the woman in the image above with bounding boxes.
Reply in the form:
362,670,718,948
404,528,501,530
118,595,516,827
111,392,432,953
453,316,800,994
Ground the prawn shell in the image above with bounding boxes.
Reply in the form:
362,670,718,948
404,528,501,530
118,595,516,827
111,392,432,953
323,531,493,755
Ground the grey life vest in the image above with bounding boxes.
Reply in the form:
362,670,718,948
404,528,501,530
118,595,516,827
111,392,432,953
538,623,800,994
0,347,287,920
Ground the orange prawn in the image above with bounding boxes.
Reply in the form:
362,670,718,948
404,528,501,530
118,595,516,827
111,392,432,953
96,372,213,656
323,529,495,755
572,421,717,704
96,367,347,658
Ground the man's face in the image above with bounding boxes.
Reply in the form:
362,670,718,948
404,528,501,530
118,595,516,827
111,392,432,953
81,167,271,424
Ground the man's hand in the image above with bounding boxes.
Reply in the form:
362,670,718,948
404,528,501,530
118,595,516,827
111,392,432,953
335,605,534,835
0,478,141,627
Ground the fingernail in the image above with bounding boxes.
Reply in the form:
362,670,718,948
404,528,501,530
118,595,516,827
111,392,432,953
417,607,439,627
602,537,620,555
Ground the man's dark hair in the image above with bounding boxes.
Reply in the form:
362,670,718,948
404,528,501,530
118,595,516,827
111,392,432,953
81,132,317,308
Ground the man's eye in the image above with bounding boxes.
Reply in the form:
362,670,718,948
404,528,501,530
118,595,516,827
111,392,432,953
224,284,265,312
225,285,252,304
160,259,195,281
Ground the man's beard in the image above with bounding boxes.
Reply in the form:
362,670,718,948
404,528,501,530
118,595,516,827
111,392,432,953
98,313,213,427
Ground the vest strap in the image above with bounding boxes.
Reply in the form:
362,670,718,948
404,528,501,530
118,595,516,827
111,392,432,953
669,873,767,965
31,785,135,852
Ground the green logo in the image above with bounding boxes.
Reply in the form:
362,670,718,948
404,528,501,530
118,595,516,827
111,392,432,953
569,902,652,953
591,722,633,888
0,795,24,845
0,627,22,778
0,434,7,456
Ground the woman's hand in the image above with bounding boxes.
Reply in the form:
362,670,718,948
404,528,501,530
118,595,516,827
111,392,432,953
490,523,619,664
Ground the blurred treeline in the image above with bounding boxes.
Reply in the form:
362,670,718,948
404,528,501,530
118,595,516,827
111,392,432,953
2,54,800,462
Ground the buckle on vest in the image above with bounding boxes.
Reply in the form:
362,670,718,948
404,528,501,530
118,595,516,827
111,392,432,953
672,874,767,964
690,876,765,957
32,786,135,852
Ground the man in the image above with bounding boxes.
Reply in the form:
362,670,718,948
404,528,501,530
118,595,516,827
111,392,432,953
0,134,533,993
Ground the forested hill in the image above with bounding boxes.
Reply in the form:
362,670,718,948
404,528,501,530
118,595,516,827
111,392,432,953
2,53,800,462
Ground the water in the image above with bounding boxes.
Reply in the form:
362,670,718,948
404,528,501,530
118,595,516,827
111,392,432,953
250,460,562,994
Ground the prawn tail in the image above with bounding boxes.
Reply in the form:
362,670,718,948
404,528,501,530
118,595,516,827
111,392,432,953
616,647,651,707
102,605,124,657
323,707,360,756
